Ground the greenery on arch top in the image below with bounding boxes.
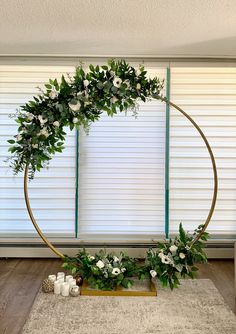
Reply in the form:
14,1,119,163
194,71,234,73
8,59,164,179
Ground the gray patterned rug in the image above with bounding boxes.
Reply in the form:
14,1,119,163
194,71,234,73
22,279,236,334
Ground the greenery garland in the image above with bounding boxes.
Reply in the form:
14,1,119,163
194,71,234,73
8,59,164,179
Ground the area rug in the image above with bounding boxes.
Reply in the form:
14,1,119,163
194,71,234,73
22,279,236,334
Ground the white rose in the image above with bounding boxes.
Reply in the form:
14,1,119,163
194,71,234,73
16,134,22,141
169,245,178,254
112,268,121,276
83,79,90,87
73,117,79,124
113,77,122,88
150,270,157,278
111,96,118,104
96,260,105,269
136,83,141,90
38,115,48,125
49,90,58,99
39,128,49,138
69,101,81,112
179,252,186,259
113,256,119,263
32,143,38,149
53,121,60,127
121,268,126,273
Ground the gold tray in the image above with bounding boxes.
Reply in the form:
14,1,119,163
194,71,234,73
80,279,157,297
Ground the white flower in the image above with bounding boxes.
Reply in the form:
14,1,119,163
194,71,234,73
49,90,58,99
161,255,171,264
113,256,119,263
150,270,157,278
69,101,81,112
83,79,90,87
136,83,141,90
136,69,141,76
73,117,79,124
179,252,186,259
110,70,115,77
112,268,121,276
32,143,38,149
96,260,105,269
121,268,126,273
38,115,48,125
39,128,49,138
111,96,118,103
88,255,95,261
113,77,122,88
169,245,178,254
158,252,164,259
16,134,22,141
26,113,34,121
84,101,91,107
53,121,60,127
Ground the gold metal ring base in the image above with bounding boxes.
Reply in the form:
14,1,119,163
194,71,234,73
23,99,218,257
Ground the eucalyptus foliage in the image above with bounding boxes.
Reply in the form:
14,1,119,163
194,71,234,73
8,60,164,179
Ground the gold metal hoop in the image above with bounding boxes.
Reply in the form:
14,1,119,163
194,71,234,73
23,100,218,257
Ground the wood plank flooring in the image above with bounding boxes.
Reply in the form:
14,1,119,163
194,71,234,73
0,259,235,334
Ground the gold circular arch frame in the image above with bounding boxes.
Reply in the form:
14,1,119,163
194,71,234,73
24,99,218,259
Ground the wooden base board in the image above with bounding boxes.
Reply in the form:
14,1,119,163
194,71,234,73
80,279,157,296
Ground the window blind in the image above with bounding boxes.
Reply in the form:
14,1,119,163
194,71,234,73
78,68,166,241
169,67,236,237
0,65,76,236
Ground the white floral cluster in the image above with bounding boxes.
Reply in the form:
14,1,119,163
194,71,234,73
92,255,126,278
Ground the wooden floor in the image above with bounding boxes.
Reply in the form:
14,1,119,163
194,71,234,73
0,259,235,334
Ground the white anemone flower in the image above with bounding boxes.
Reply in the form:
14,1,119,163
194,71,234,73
53,121,60,127
112,268,121,276
49,90,58,99
69,101,81,112
150,270,157,278
161,255,171,265
96,260,105,269
38,115,48,125
169,245,178,254
179,252,186,259
113,77,122,88
83,79,90,87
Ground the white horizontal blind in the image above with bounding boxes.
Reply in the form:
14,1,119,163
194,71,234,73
169,67,236,237
78,68,166,241
0,65,76,236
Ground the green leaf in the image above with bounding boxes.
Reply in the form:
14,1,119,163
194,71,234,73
8,139,15,144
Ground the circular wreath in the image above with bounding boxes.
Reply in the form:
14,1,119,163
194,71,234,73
7,61,217,283
8,60,164,179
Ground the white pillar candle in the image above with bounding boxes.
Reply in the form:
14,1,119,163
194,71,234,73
54,281,61,295
57,272,65,279
58,277,65,283
48,274,57,282
61,282,70,297
65,275,73,282
69,279,76,289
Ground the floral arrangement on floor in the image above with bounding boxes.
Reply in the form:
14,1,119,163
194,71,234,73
62,249,138,291
7,59,164,179
62,224,209,291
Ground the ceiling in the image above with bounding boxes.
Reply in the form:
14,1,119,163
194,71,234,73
1,0,236,58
